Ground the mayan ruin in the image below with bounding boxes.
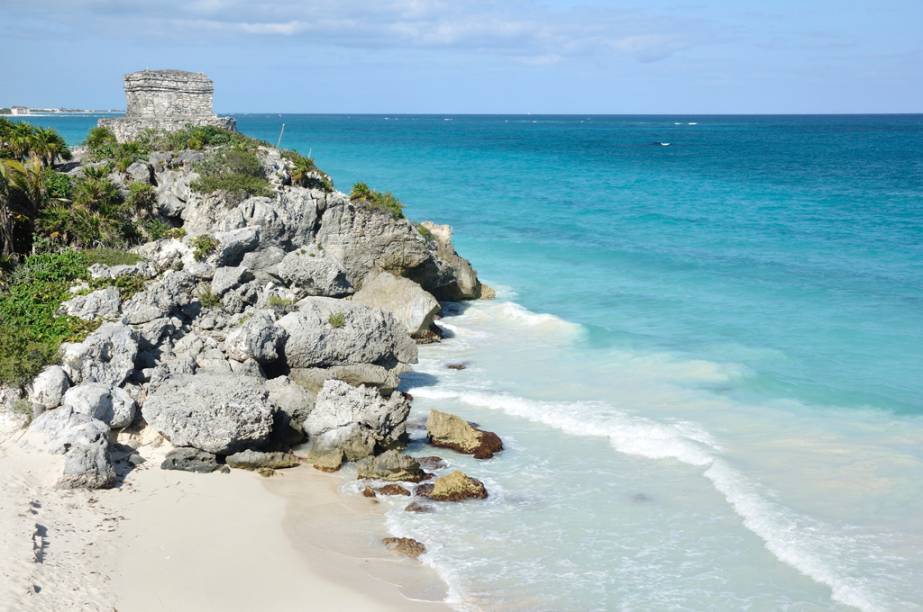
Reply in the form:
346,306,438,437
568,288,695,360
98,69,235,141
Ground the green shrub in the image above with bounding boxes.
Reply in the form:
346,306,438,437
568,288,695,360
349,182,404,219
416,224,434,241
142,218,172,241
191,234,219,261
126,182,156,215
328,312,346,328
82,248,141,266
166,227,187,240
38,175,139,248
84,127,118,159
197,289,221,309
0,250,100,386
191,147,270,203
43,170,72,200
11,398,33,419
266,294,295,310
282,150,333,192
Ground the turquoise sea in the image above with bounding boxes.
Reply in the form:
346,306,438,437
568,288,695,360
17,114,923,610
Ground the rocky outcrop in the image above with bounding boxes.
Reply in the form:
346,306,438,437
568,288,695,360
278,298,417,369
376,484,411,496
413,222,482,300
355,450,425,482
142,374,275,454
426,410,503,459
382,537,426,559
417,470,488,501
289,364,400,395
59,287,121,321
351,271,440,338
303,381,411,460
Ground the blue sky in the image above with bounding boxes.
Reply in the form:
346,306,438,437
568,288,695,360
3,0,921,113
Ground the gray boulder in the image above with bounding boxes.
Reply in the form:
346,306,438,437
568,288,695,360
155,169,195,217
303,380,411,460
214,227,260,266
28,365,70,410
351,271,440,337
142,374,275,454
60,323,139,387
277,245,352,297
88,261,157,281
277,297,416,369
241,246,286,272
315,198,431,287
161,447,223,473
413,222,482,300
26,406,115,489
61,383,136,429
265,375,315,433
224,310,287,364
125,161,154,184
211,265,253,297
121,270,197,324
59,286,121,321
218,188,320,249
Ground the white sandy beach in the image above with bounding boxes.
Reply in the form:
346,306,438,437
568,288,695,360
0,431,449,612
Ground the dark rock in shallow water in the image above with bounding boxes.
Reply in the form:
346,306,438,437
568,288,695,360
416,455,447,471
382,537,426,559
225,450,300,470
161,447,222,473
361,486,377,498
418,470,488,502
426,409,503,460
356,450,425,482
376,484,411,496
445,362,467,370
404,501,435,513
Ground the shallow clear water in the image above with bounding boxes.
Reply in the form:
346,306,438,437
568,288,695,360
20,114,923,610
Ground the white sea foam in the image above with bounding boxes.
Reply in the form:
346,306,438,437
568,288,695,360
409,386,884,611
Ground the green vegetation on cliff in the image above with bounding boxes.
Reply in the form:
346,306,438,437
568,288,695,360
350,182,405,219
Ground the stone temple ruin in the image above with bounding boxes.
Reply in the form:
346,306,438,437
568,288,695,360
98,69,235,142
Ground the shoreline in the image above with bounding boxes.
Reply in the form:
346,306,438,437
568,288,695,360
0,438,451,612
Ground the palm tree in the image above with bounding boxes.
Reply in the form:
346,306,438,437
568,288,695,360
31,128,72,167
0,157,46,255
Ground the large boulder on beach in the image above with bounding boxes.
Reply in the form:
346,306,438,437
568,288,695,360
426,409,503,459
28,365,71,411
277,297,416,369
289,363,400,395
303,380,411,460
61,382,136,429
25,406,116,489
277,245,352,297
351,271,440,338
225,450,300,470
418,470,488,501
60,323,139,387
142,374,275,454
382,537,426,559
356,450,425,482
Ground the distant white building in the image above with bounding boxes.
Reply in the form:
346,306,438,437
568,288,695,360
10,106,29,115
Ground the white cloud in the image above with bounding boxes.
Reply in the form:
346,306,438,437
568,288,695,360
6,0,705,63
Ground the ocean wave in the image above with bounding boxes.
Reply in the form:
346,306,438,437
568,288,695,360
407,386,885,612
